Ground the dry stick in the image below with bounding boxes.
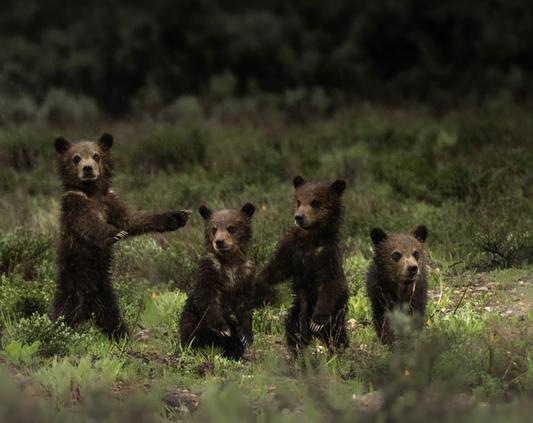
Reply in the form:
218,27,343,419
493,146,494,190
185,304,211,346
506,371,527,387
502,360,513,381
454,285,470,314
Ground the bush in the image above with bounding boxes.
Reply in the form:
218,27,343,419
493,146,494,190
9,313,87,357
38,88,100,126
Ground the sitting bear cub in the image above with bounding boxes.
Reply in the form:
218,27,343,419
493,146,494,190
179,203,256,360
365,225,429,346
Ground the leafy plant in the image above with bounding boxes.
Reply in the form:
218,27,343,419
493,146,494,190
1,340,40,367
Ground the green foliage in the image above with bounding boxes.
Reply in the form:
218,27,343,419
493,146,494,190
347,291,371,321
8,313,87,357
1,339,40,366
2,1,533,115
343,251,370,296
38,88,100,126
33,355,125,411
140,291,188,338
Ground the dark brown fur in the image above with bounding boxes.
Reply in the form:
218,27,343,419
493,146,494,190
53,133,190,338
365,225,429,345
254,176,349,353
179,203,255,360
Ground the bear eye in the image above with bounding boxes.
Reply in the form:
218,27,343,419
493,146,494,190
296,200,301,207
311,200,320,208
93,154,100,163
227,226,235,234
413,251,420,260
73,156,81,165
211,227,216,235
392,252,402,262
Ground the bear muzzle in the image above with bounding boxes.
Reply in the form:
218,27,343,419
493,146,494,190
294,214,311,229
79,164,99,181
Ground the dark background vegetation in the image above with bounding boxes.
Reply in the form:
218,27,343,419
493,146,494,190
1,0,533,118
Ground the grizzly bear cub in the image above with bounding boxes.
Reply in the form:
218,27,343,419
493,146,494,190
254,176,349,353
53,133,190,338
365,225,429,346
179,203,256,360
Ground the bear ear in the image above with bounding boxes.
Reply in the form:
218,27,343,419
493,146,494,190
97,133,114,151
370,227,388,245
412,225,428,243
293,175,305,189
54,137,70,154
241,203,255,218
330,179,346,197
199,205,212,220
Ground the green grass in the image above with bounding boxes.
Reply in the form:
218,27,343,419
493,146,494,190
2,107,533,420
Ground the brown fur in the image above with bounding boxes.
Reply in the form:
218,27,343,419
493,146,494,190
254,176,349,353
53,133,190,338
365,225,429,345
179,203,255,360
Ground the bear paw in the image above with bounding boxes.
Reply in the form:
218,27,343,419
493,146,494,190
310,314,331,332
240,333,253,347
166,210,192,231
106,230,128,245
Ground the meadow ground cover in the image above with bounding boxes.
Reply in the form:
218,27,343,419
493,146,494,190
2,105,533,421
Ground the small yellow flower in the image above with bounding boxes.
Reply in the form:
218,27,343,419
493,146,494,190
405,369,410,376
262,205,266,211
167,310,170,314
152,292,156,299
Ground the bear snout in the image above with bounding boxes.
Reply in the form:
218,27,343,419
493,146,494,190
79,163,98,180
215,239,225,249
407,264,418,276
295,214,309,229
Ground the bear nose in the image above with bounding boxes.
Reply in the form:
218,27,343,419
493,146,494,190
215,239,224,248
407,265,418,275
83,165,93,174
295,215,304,224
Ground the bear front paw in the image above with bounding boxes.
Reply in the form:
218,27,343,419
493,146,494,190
106,230,128,246
309,314,331,332
219,328,231,337
239,333,253,347
166,210,192,231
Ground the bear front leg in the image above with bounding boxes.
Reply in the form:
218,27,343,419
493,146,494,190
126,210,191,236
235,307,253,347
254,239,293,308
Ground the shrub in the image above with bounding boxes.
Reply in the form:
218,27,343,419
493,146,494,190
38,88,100,126
9,313,86,357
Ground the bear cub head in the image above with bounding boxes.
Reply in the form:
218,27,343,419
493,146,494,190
292,175,346,231
54,133,114,191
199,203,256,257
370,225,429,284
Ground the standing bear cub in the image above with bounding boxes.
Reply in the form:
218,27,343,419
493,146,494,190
53,133,190,338
179,203,256,360
254,176,349,353
365,225,429,346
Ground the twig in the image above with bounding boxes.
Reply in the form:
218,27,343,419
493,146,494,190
454,285,469,314
185,304,211,346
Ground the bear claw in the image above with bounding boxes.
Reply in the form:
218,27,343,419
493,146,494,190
240,336,249,347
310,321,324,332
220,329,231,337
114,230,128,241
